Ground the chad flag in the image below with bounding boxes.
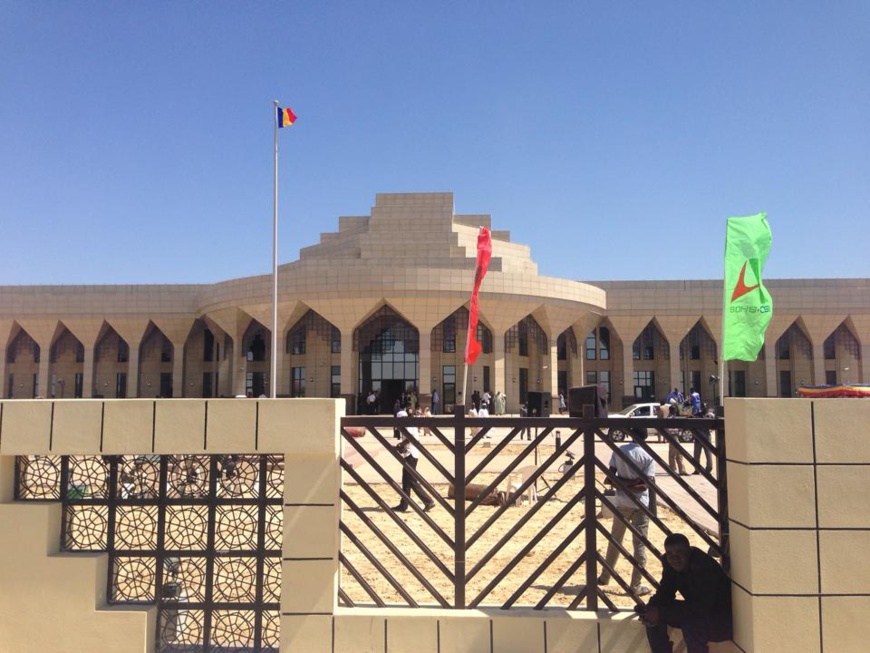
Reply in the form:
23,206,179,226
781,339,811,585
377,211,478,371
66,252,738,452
277,106,297,128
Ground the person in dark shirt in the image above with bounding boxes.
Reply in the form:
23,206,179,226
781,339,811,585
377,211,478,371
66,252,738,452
635,532,732,653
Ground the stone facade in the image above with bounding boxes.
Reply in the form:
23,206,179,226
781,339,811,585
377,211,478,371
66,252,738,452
2,193,868,412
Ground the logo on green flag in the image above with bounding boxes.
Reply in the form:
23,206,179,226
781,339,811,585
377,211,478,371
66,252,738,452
723,213,773,361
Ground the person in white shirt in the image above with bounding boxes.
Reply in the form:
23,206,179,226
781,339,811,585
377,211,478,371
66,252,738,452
391,408,435,513
598,431,656,596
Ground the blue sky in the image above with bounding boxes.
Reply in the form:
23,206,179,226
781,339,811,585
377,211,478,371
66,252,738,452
1,2,867,285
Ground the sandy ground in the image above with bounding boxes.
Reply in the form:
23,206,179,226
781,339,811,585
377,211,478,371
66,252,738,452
340,441,718,611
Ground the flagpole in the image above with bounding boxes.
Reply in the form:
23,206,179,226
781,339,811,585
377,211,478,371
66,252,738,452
271,100,279,399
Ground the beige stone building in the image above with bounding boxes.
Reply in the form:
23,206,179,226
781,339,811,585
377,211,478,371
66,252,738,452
2,192,868,411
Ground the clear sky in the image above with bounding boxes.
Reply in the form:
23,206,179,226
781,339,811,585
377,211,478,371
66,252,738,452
1,1,867,286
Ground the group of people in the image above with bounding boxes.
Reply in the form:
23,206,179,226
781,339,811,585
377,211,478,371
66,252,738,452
470,389,506,415
663,387,715,476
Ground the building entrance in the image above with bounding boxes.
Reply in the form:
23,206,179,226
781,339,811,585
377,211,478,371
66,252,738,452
355,306,419,414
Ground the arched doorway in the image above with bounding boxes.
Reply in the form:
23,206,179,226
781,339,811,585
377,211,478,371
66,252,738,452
355,306,419,414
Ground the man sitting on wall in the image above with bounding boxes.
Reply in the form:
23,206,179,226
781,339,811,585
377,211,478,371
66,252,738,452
635,532,733,653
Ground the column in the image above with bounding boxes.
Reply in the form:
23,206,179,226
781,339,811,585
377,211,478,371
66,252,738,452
622,351,635,407
765,350,778,397
0,356,6,400
38,349,50,399
340,331,353,396
81,347,95,398
861,344,870,383
172,344,184,398
418,331,432,396
547,343,559,398
669,339,682,394
127,345,140,398
274,338,287,399
493,333,506,396
812,346,826,387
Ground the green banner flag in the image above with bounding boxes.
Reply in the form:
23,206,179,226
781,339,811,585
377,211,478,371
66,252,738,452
723,213,773,361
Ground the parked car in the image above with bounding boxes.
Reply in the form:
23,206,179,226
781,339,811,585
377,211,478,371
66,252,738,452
606,402,694,442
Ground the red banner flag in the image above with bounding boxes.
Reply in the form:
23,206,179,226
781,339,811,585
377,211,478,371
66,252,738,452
465,227,492,364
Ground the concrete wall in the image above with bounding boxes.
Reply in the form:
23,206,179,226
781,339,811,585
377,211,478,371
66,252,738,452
726,397,870,652
3,397,866,652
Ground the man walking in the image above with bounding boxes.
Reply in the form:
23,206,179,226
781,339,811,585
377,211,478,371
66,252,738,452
391,407,435,513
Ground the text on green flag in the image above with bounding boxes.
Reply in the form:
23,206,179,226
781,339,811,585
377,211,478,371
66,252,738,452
723,213,773,361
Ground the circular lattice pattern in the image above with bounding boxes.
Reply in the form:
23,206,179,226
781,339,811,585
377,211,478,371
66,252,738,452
68,456,110,499
18,456,62,499
64,505,109,550
115,505,159,550
164,505,209,550
210,609,256,650
168,455,210,498
212,556,258,603
161,556,207,603
118,456,160,500
112,556,156,602
217,455,259,498
214,505,259,550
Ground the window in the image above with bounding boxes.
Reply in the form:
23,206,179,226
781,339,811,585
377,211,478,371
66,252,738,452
600,328,610,360
777,337,790,360
633,370,655,401
585,333,596,360
518,322,529,357
331,365,341,398
599,371,611,404
586,371,597,385
247,333,266,362
116,373,127,399
730,370,746,397
779,370,792,397
823,334,836,360
118,341,129,363
633,325,657,361
160,372,172,398
75,343,85,363
519,368,528,403
203,329,215,362
289,327,306,355
202,372,213,398
557,333,567,361
826,370,837,385
442,365,456,409
443,316,456,353
161,339,172,363
291,367,305,398
331,327,341,354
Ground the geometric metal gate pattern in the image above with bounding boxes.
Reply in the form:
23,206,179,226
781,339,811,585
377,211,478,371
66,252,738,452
339,413,726,612
15,454,283,653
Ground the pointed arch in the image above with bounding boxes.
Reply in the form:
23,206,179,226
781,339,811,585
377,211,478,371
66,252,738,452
354,305,419,413
140,322,174,397
50,325,85,398
5,325,40,398
285,309,341,398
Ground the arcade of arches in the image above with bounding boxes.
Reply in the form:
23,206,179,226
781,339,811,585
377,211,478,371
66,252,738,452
3,308,864,413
